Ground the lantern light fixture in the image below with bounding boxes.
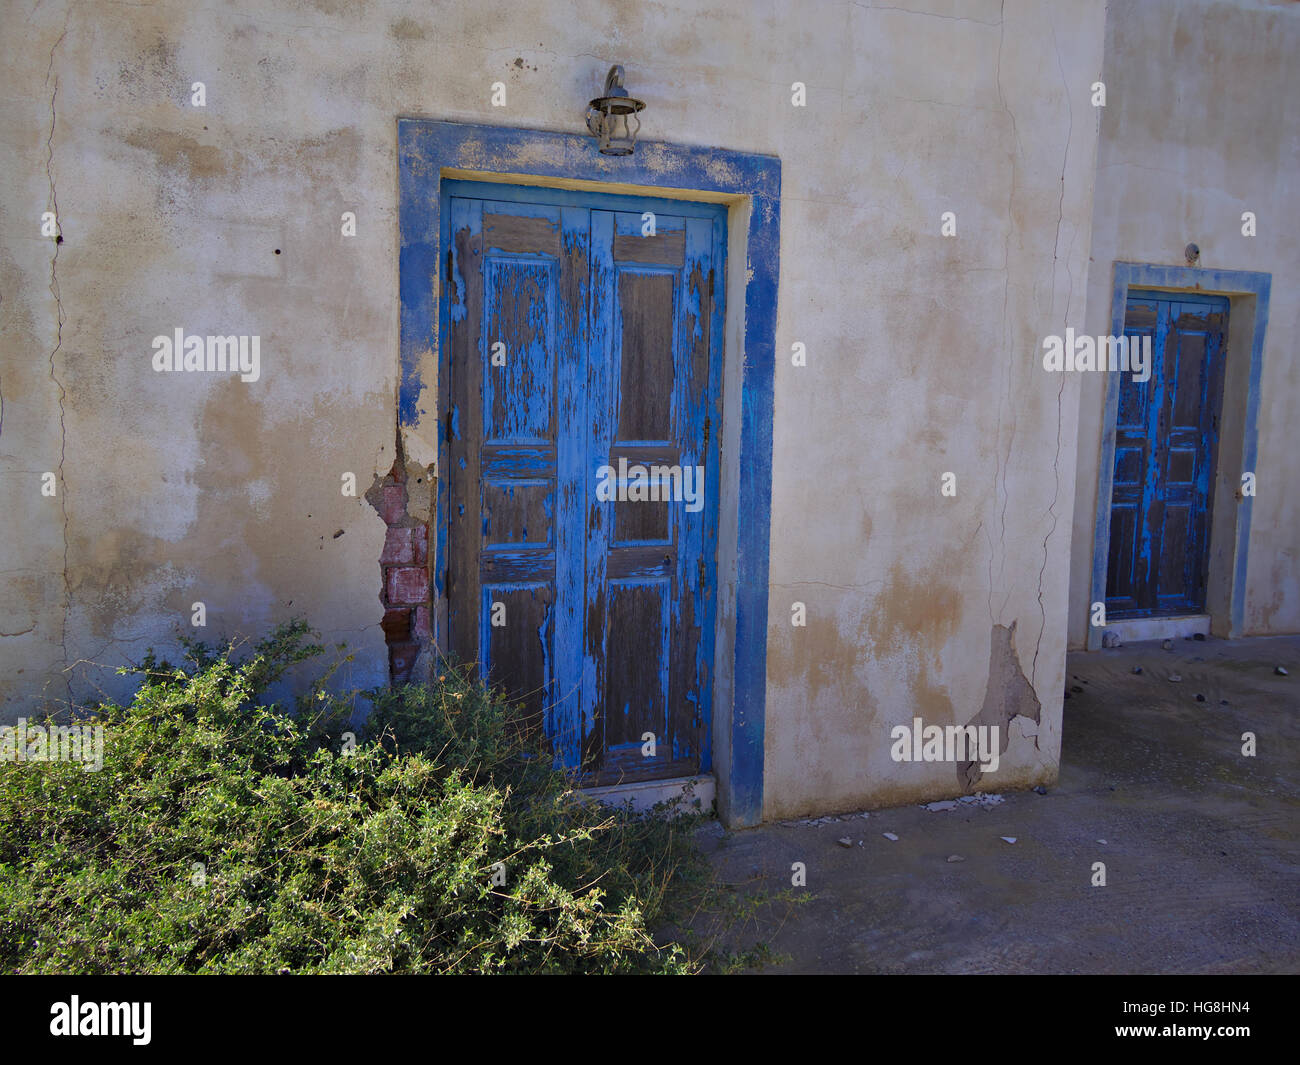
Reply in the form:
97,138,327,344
585,65,645,156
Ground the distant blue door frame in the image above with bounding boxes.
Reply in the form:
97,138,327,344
1088,262,1271,649
398,119,781,826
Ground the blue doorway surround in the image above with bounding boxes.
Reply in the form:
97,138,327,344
397,119,781,826
1088,262,1271,649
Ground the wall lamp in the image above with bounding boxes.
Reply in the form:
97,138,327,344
585,65,645,156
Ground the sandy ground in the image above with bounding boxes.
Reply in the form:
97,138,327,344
697,634,1300,973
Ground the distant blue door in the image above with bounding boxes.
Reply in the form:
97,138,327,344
441,180,725,783
1106,292,1228,618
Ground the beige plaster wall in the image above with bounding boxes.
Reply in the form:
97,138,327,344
0,0,1108,818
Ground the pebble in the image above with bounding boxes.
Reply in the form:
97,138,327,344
923,800,958,812
882,832,899,841
1033,785,1047,795
946,855,965,863
1169,673,1182,682
1276,666,1289,676
837,837,853,848
1162,639,1174,650
1132,666,1143,675
1097,839,1108,845
1001,836,1017,844
1195,693,1206,702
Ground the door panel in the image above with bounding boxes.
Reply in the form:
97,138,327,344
444,184,724,783
584,208,719,781
447,197,586,740
1105,292,1227,618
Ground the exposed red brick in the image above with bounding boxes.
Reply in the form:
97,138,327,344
387,566,428,606
373,457,430,685
380,525,427,565
376,484,406,525
381,608,412,642
381,527,413,564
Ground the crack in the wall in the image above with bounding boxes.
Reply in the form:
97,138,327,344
44,23,72,705
774,580,886,593
1032,23,1076,688
849,2,1003,28
1032,376,1066,688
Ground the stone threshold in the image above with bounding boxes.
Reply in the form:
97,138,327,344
583,774,715,816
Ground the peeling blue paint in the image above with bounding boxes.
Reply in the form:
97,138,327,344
398,119,780,826
1090,262,1271,646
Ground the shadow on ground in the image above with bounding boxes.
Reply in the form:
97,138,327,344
698,634,1300,973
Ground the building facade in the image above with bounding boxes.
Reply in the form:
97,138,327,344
1,0,1293,825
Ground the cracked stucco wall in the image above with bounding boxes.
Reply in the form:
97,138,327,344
2,0,1105,819
1068,0,1300,649
760,0,1105,818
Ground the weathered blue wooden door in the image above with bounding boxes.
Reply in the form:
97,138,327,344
1106,292,1228,618
442,180,725,783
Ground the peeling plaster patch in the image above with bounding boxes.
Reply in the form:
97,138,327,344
1011,713,1038,741
402,421,439,472
958,620,1041,790
404,358,438,448
402,460,434,527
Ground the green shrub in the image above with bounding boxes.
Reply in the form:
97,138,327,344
0,621,730,974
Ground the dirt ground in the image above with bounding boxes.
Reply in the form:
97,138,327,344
699,634,1300,974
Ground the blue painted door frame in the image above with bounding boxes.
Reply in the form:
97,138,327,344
1088,262,1271,648
398,119,781,825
